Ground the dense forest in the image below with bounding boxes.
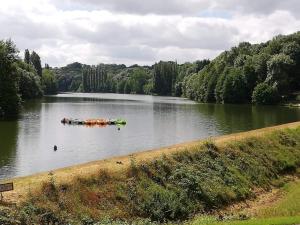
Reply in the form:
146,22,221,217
1,32,300,117
183,32,300,104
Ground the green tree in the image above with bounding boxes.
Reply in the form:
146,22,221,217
42,69,58,94
0,40,21,117
124,80,132,94
252,83,280,105
24,49,30,64
153,61,178,95
266,53,294,93
130,68,148,94
30,51,42,77
17,61,43,99
220,68,247,103
116,79,126,93
174,82,183,97
183,31,300,104
143,82,153,95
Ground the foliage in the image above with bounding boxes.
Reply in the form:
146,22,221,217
82,65,108,92
252,83,280,105
153,61,178,95
42,69,58,95
0,40,48,117
24,49,30,64
81,64,152,94
217,68,247,103
53,62,83,92
77,60,209,97
0,39,21,116
183,32,300,104
17,60,43,99
30,51,42,77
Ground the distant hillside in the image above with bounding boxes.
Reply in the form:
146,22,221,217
52,31,300,104
183,32,300,104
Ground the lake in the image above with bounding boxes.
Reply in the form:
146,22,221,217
1,93,300,179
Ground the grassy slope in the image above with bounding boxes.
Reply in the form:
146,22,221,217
5,121,300,204
190,178,300,225
1,122,300,224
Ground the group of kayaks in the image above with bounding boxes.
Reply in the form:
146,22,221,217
61,118,127,126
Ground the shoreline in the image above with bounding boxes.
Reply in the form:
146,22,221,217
3,121,300,203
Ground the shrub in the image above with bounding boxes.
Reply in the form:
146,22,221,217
133,179,193,222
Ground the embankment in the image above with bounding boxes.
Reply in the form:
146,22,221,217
1,121,300,224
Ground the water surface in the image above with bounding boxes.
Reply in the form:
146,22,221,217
1,93,300,179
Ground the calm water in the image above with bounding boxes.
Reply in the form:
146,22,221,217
1,93,300,179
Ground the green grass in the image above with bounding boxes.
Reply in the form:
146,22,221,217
1,127,300,224
190,179,300,225
257,180,300,218
190,216,300,225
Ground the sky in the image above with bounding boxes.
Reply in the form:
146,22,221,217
0,0,300,67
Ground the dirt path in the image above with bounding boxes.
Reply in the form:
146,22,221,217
2,121,300,204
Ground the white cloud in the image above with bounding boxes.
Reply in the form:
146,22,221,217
0,0,299,67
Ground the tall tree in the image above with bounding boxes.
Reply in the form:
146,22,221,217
30,51,42,77
24,49,30,64
153,61,178,95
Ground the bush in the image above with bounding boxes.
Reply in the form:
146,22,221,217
252,82,280,104
134,179,193,222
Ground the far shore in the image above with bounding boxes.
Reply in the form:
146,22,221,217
3,121,300,203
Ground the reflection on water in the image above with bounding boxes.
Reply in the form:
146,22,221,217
0,93,299,179
0,120,18,178
196,103,300,133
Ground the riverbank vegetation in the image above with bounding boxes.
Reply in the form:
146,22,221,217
0,40,58,117
1,125,300,224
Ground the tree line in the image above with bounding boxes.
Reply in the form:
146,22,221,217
77,29,300,105
0,40,58,117
182,32,300,104
2,31,300,118
78,32,300,105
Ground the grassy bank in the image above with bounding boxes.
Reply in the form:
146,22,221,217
190,177,300,225
1,122,300,224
